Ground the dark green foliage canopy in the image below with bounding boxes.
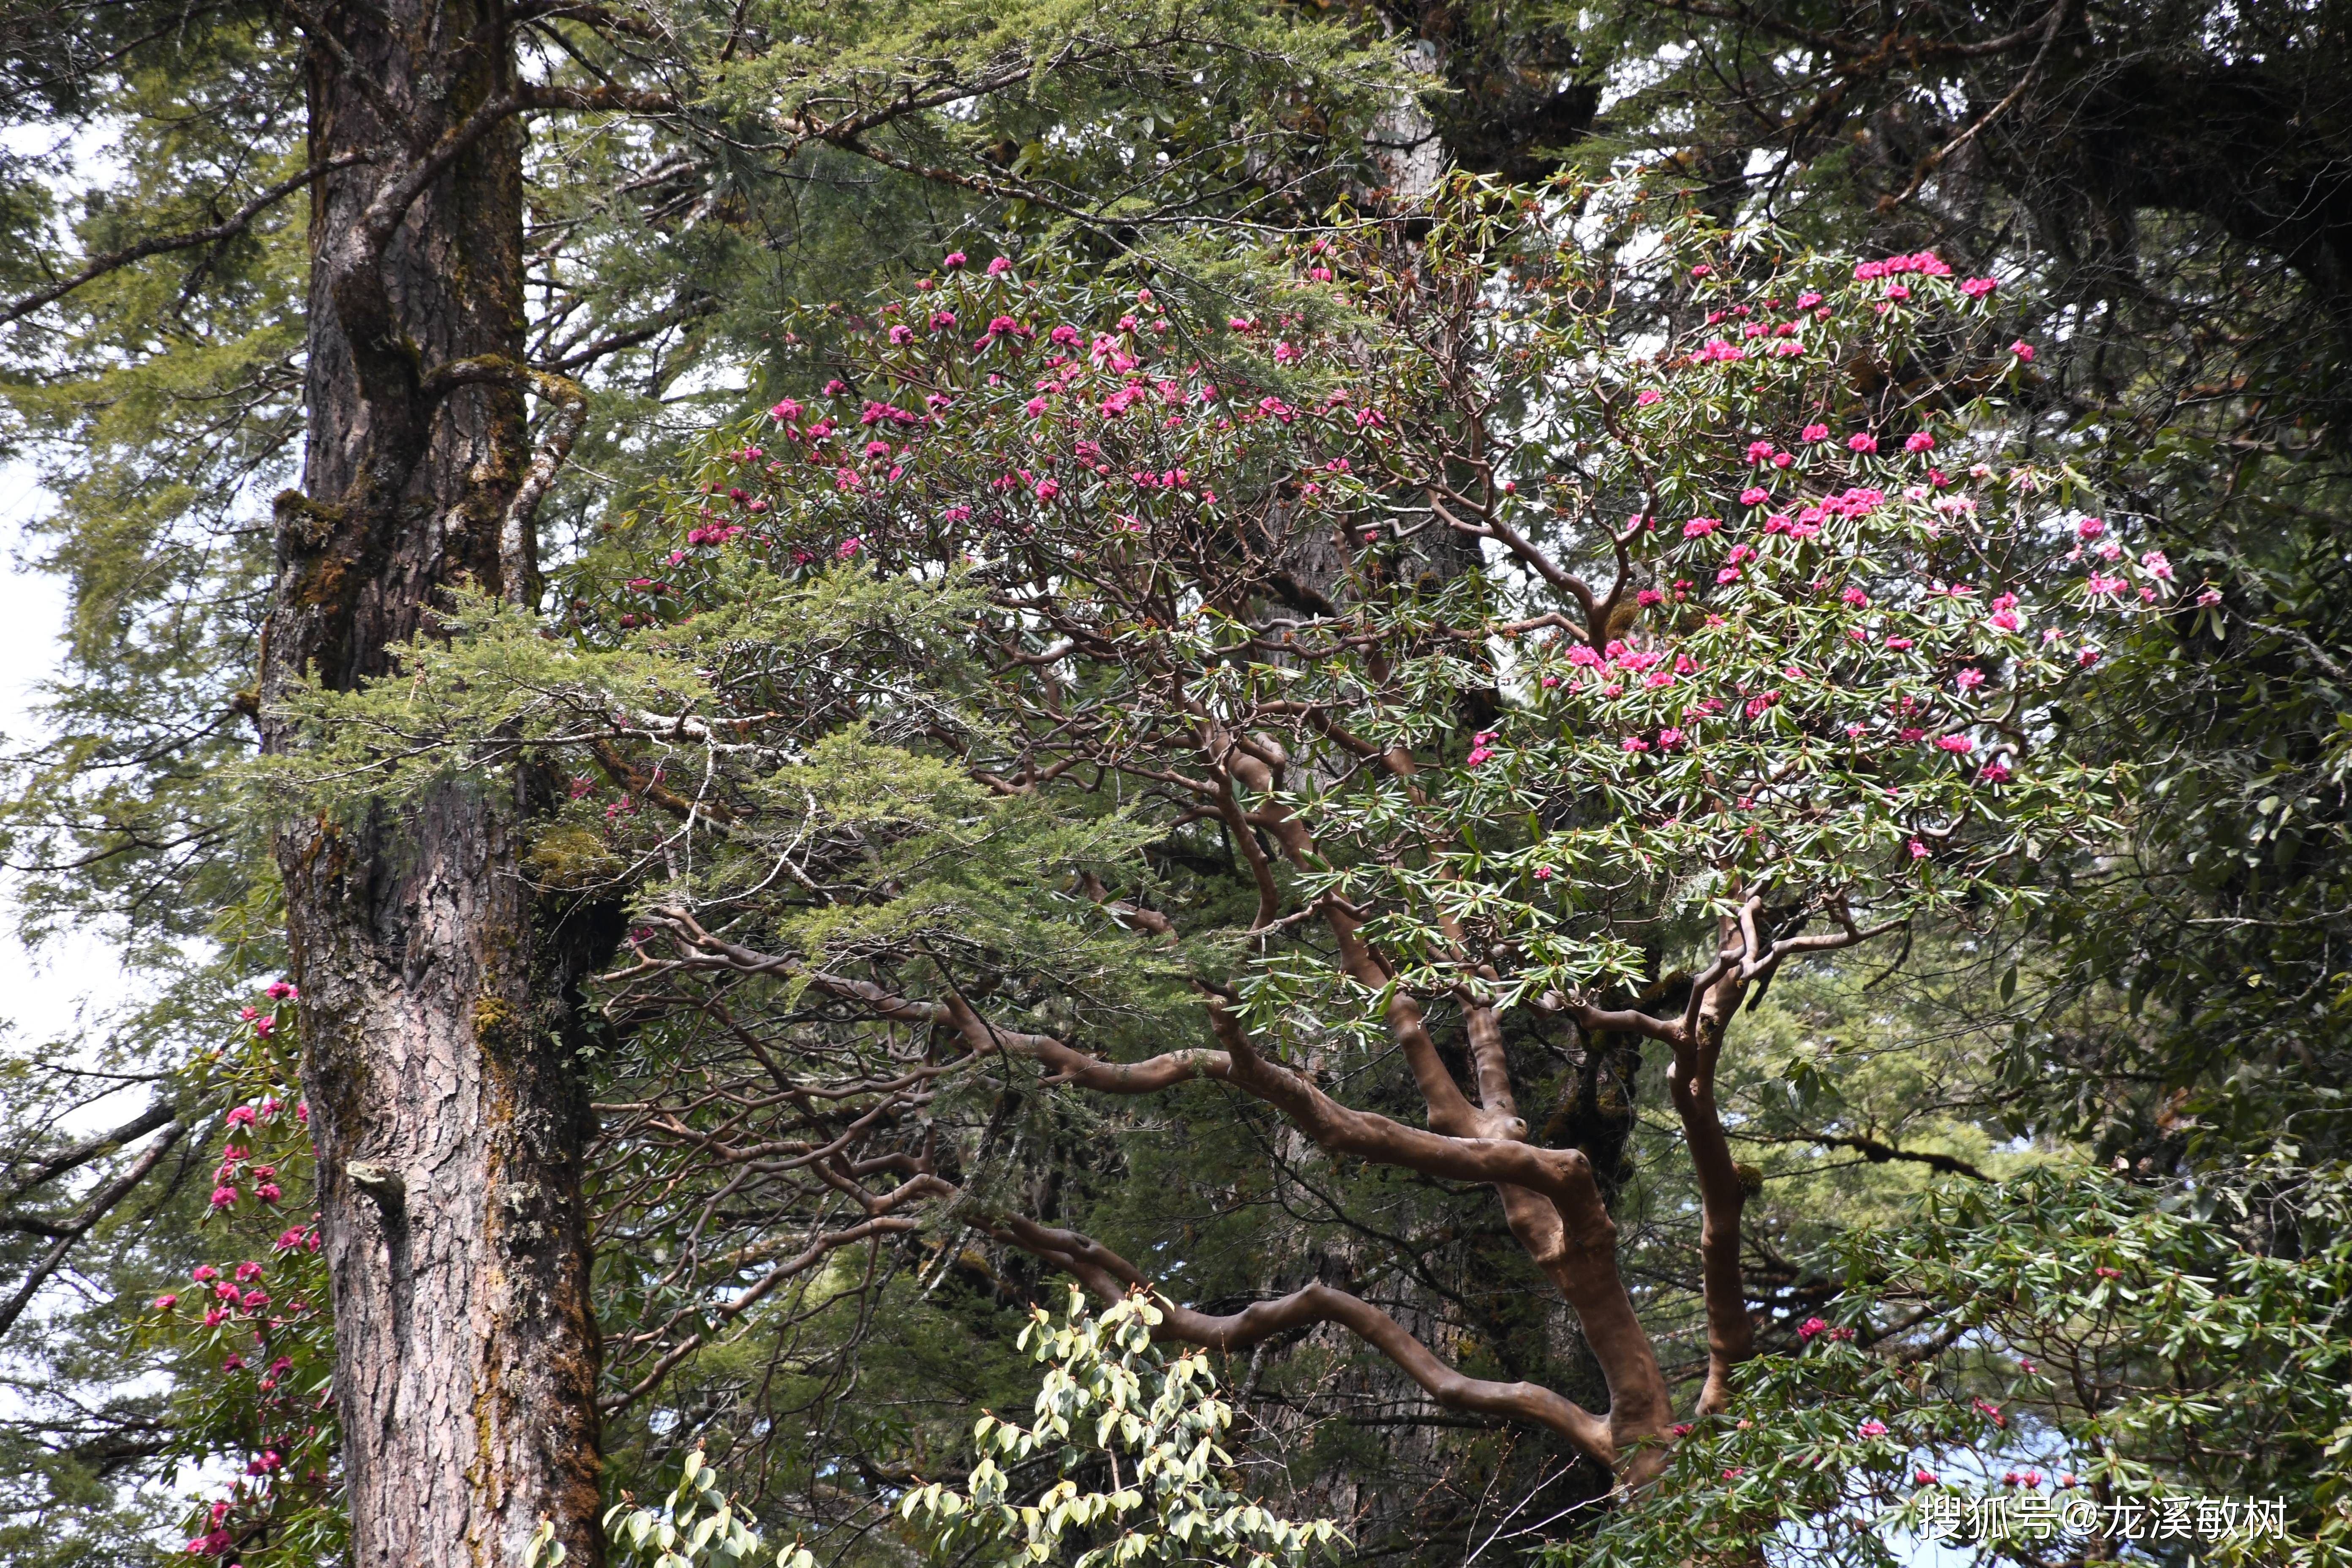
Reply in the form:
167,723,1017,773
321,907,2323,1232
1,0,2350,1560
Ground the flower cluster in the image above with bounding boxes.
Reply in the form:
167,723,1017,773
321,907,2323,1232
589,256,1381,642
148,986,339,1566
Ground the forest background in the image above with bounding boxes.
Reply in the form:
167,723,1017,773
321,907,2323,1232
0,0,2349,1564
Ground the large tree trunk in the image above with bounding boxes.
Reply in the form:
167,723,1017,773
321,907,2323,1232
258,1,607,1561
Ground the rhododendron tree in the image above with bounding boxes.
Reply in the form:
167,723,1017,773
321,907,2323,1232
264,176,2183,1544
1575,1160,2352,1567
143,986,339,1567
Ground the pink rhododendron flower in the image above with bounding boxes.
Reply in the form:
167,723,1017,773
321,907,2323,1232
1682,516,1720,538
2010,340,2035,360
942,250,966,269
986,256,1012,275
1904,432,1935,453
154,1293,177,1309
1635,388,1662,406
1740,486,1769,506
1858,1420,1887,1437
1910,840,1930,858
1848,432,1878,454
1797,1317,1829,1340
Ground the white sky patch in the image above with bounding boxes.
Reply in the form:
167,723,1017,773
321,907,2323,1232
0,463,149,1132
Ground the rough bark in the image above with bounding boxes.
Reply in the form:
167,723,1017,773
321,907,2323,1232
257,0,606,1561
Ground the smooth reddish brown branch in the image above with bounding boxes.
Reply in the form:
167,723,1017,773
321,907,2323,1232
980,1212,1616,1465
